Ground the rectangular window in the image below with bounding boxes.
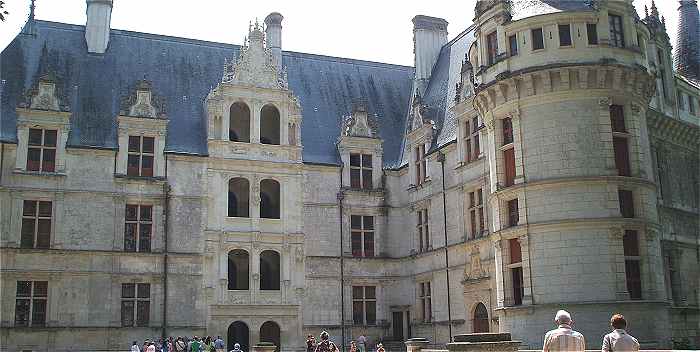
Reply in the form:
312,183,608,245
15,281,47,327
511,267,524,306
124,204,153,252
678,93,685,110
417,209,430,252
558,24,572,46
503,148,516,187
623,230,641,299
509,238,522,264
659,69,667,99
508,34,518,56
468,189,485,238
689,96,696,114
351,215,374,258
127,136,155,177
502,118,513,145
487,31,498,65
587,23,598,45
352,286,376,325
121,283,150,327
419,282,432,322
21,200,52,249
507,198,519,227
609,14,625,48
464,118,481,163
350,154,373,190
618,190,634,218
27,128,57,172
610,105,626,132
415,145,427,185
613,137,631,176
532,28,544,50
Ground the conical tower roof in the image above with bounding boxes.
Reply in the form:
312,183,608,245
675,0,700,81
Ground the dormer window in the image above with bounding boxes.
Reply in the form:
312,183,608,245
127,136,155,177
350,154,373,189
415,144,427,185
27,129,57,173
609,14,625,48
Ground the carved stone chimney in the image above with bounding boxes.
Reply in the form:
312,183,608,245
674,0,700,80
412,15,448,95
85,0,113,54
265,12,284,71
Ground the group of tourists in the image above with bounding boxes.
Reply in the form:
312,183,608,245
306,332,384,352
130,335,236,352
543,311,640,352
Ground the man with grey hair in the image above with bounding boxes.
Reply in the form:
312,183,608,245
542,310,586,352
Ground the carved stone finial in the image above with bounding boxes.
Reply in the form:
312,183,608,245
341,100,377,138
120,79,166,118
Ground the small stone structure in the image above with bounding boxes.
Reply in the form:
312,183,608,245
252,342,277,352
406,333,520,352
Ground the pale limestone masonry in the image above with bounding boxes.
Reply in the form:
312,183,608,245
0,1,699,351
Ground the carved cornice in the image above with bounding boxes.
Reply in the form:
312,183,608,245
647,109,700,149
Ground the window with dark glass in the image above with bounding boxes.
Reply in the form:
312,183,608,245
689,96,696,114
464,117,481,163
228,249,250,290
504,148,516,187
259,250,281,290
415,145,427,185
124,204,152,252
352,286,376,325
511,267,524,306
21,200,51,249
507,199,519,227
610,105,626,132
532,28,544,50
419,282,431,322
121,283,150,327
613,137,631,176
27,128,56,172
509,238,522,264
587,23,598,45
351,215,375,258
127,136,154,177
260,179,281,219
469,189,484,238
417,209,430,252
609,14,625,48
350,154,373,189
558,24,572,46
659,69,668,99
623,230,641,299
487,31,498,65
678,93,685,110
508,34,518,56
618,190,634,218
15,281,47,327
502,117,513,145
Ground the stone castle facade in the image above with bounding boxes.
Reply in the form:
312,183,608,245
1,0,698,351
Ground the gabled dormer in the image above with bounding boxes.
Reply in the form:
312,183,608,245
15,72,71,175
406,93,435,188
337,102,383,190
206,19,302,162
115,79,168,179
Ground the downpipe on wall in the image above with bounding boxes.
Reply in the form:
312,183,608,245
437,152,453,342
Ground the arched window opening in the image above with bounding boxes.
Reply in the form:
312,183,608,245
260,321,281,352
260,250,280,291
473,303,489,333
228,321,250,352
230,102,251,143
260,104,280,145
260,179,280,219
228,178,250,217
228,249,249,290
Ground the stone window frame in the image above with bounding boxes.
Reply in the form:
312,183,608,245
586,23,599,46
20,199,52,249
349,153,373,190
463,116,482,163
350,215,375,258
608,13,625,48
116,116,167,179
467,188,485,239
124,203,153,253
14,280,48,327
531,27,545,51
15,111,70,175
338,138,384,191
352,285,377,326
120,282,151,327
414,144,428,186
622,230,642,300
126,135,155,177
557,23,573,47
26,128,57,173
418,281,432,323
598,97,642,178
416,207,431,253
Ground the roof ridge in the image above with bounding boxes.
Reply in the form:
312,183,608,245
33,19,414,70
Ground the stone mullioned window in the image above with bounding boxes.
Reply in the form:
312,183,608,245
15,281,47,327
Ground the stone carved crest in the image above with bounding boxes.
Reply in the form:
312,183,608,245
295,246,304,263
19,72,70,112
221,20,287,90
341,102,377,138
120,80,166,119
465,245,487,281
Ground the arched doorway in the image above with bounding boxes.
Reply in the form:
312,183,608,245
228,321,250,352
473,302,489,333
260,321,281,352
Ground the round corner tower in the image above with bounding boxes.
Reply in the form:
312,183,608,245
469,0,665,347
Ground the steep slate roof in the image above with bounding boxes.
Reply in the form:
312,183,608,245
510,0,597,21
1,20,413,166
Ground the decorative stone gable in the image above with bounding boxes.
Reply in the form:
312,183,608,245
409,93,434,132
120,80,166,119
341,102,377,138
221,20,288,90
19,72,70,112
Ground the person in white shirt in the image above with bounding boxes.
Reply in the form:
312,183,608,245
602,314,640,352
542,310,586,352
131,341,141,352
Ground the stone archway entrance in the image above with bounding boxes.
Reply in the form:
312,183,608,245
260,320,281,352
228,321,250,352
